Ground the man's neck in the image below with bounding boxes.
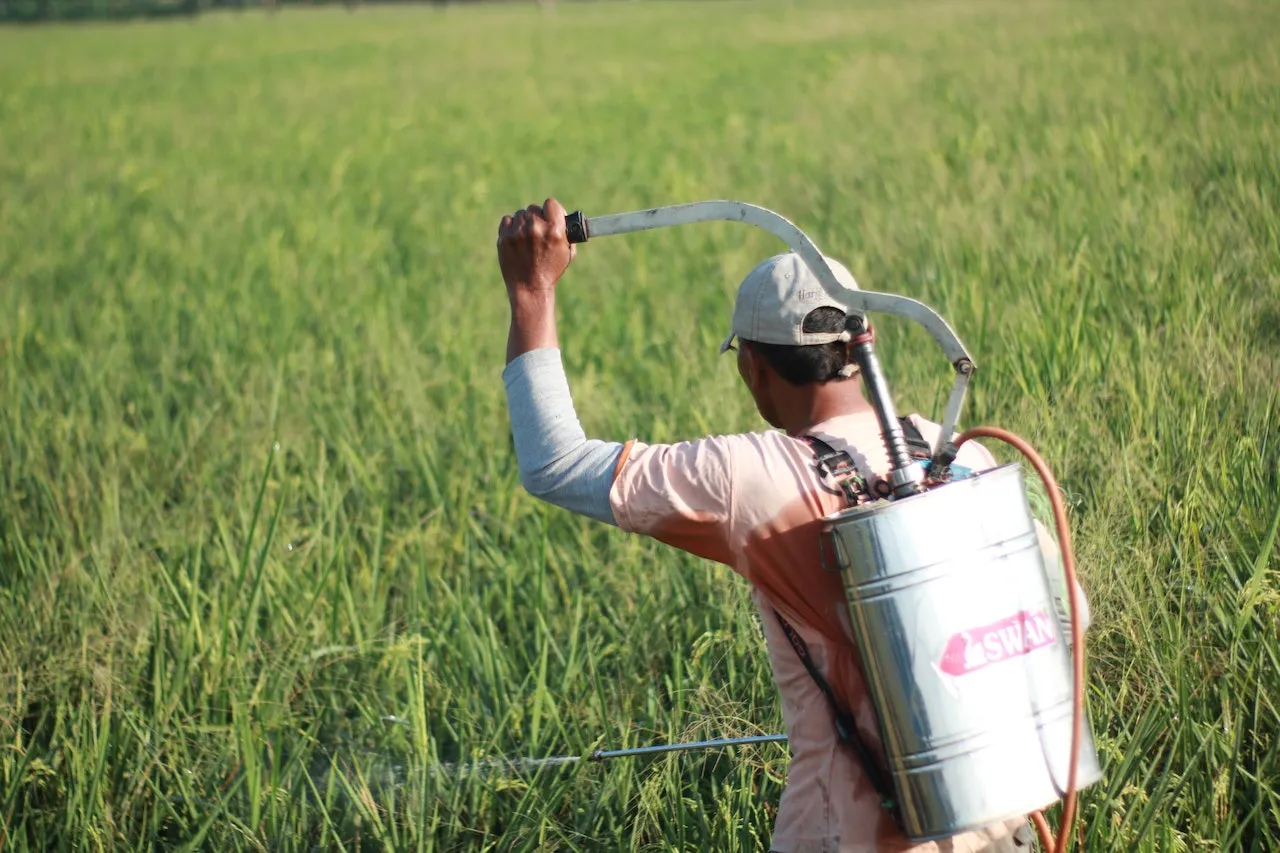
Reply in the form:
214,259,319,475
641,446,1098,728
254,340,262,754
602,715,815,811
778,380,875,437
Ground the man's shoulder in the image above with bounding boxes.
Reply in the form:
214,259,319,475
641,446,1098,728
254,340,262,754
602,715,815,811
620,428,800,471
714,428,810,459
623,430,815,491
646,428,802,453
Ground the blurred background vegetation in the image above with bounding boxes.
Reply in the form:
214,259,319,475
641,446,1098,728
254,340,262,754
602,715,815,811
1,0,1277,849
1,0,463,25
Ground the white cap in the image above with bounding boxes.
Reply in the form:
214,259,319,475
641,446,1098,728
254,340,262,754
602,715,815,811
719,252,860,353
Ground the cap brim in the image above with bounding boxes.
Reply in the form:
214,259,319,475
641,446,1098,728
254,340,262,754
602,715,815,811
719,332,737,354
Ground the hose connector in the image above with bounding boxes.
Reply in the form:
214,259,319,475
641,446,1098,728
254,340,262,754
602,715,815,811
889,464,926,494
931,440,961,482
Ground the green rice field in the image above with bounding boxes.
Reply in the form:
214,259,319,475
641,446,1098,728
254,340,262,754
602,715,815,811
1,0,1278,848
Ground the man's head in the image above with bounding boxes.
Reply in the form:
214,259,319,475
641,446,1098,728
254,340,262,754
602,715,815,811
721,253,864,430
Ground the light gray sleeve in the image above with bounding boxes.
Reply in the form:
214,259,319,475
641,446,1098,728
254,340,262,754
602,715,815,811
502,348,624,526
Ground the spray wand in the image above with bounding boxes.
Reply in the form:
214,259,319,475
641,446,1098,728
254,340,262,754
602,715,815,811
433,734,789,776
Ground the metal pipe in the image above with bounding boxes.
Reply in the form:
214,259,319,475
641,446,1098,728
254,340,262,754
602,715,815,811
846,316,923,496
590,733,788,761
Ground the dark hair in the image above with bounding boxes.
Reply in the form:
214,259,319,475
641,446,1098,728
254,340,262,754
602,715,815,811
747,307,858,385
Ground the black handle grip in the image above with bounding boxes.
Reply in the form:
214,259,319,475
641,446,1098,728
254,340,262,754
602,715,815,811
565,211,590,244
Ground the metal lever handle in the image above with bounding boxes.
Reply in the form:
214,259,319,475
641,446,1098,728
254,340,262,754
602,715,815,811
555,200,976,468
556,201,972,368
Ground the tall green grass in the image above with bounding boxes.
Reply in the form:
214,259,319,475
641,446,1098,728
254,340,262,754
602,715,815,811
1,0,1278,849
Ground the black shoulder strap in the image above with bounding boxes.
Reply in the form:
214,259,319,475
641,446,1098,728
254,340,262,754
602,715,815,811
773,610,898,816
801,434,844,466
798,435,869,505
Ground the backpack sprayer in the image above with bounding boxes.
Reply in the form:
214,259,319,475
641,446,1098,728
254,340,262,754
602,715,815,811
558,201,1103,852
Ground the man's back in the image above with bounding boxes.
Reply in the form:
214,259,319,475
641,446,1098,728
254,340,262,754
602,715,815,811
610,411,1020,851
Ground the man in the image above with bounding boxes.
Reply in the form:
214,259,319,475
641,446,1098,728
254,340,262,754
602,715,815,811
496,198,1035,852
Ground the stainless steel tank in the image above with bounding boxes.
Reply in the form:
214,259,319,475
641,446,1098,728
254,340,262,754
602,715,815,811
823,463,1103,841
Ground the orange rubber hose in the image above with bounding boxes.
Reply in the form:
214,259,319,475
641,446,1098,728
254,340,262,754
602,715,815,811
954,427,1086,853
1031,810,1055,851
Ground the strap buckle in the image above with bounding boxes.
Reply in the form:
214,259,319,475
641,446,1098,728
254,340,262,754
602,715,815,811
800,436,871,505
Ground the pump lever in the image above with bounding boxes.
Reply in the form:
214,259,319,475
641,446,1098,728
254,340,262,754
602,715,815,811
561,201,976,371
562,200,977,483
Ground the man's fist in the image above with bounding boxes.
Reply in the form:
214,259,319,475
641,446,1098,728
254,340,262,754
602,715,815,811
497,197,576,301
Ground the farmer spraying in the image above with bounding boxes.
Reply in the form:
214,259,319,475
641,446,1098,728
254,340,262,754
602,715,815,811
497,198,1092,853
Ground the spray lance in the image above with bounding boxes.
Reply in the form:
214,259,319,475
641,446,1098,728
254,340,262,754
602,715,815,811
558,201,1102,853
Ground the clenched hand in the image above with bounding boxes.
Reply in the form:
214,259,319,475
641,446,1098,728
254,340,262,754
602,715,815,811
498,197,575,363
496,197,576,304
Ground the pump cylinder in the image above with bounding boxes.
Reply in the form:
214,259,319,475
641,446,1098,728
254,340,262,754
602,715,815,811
822,463,1102,841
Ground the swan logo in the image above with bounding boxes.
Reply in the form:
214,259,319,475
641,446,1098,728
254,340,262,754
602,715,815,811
939,610,1057,676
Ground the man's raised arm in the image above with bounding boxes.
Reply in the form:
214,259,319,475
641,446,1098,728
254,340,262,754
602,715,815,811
497,198,623,525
